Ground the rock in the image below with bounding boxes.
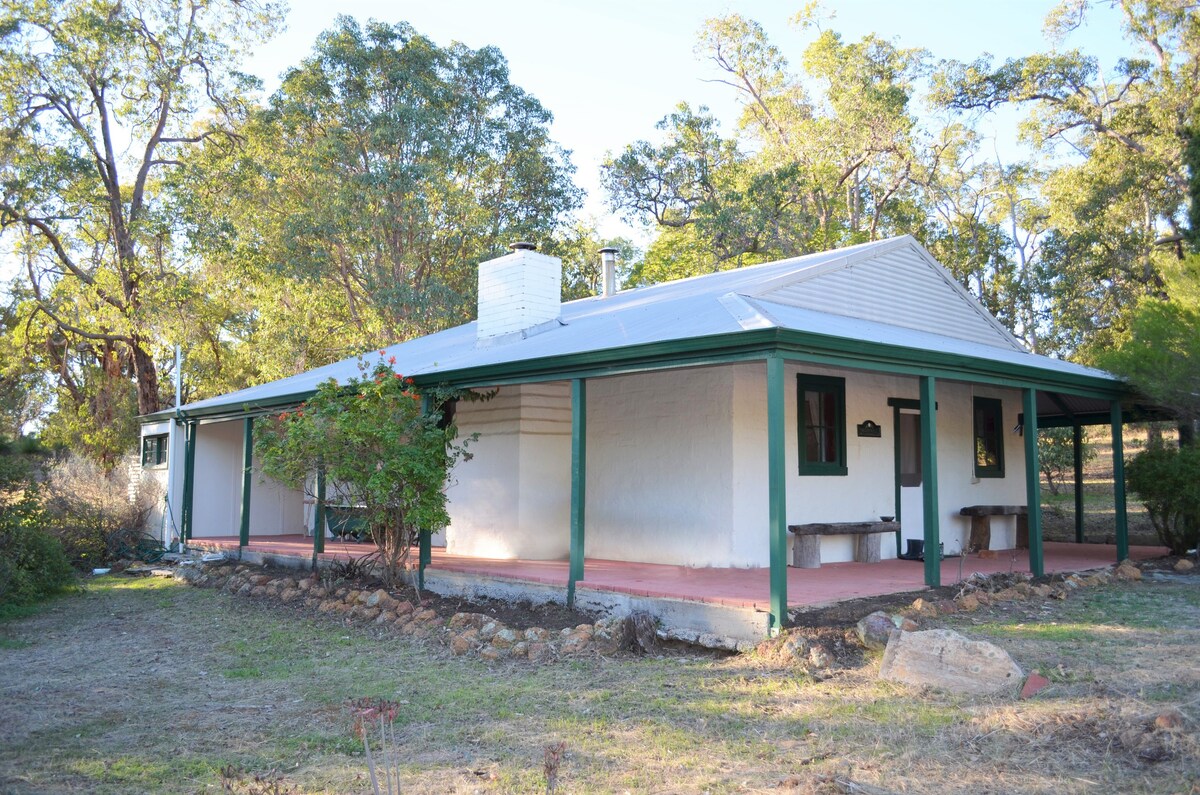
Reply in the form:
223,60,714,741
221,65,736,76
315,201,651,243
479,646,505,662
526,642,552,662
857,611,898,651
394,601,414,616
318,599,338,614
910,598,938,616
957,594,980,612
296,578,312,591
592,616,634,654
893,615,918,632
933,599,958,615
236,583,253,597
1013,582,1033,597
448,612,489,631
279,588,299,603
510,641,529,658
173,566,201,583
450,629,479,655
993,587,1022,602
560,632,591,654
630,611,659,653
1154,709,1185,732
250,586,268,598
574,623,595,637
808,643,834,669
1032,584,1055,599
480,621,502,641
252,574,271,586
492,629,519,649
376,611,395,625
523,626,551,643
1019,671,1050,699
364,588,393,608
1115,561,1142,581
1174,559,1194,572
879,629,1023,695
412,608,439,624
358,607,380,622
304,597,321,609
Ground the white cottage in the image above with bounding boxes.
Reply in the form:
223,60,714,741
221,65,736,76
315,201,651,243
139,236,1143,632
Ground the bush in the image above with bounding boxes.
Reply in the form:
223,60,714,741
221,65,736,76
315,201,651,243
1125,440,1200,555
1038,427,1095,496
0,488,76,607
42,456,160,568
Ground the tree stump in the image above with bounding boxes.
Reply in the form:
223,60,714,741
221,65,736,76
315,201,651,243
793,534,821,568
854,532,882,564
1016,515,1029,549
968,516,991,552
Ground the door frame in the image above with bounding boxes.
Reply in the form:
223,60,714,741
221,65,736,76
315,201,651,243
888,397,934,558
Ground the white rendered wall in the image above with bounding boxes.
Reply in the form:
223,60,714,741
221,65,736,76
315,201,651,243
585,365,740,567
446,382,571,559
190,419,305,538
138,420,174,547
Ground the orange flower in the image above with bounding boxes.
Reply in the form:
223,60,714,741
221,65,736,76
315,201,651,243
388,356,396,365
394,373,403,379
379,349,387,356
405,377,415,385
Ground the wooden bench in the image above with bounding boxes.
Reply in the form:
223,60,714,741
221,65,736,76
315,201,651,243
959,505,1028,552
788,521,900,568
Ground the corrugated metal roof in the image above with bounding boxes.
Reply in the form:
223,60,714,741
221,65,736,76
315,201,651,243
156,235,1121,419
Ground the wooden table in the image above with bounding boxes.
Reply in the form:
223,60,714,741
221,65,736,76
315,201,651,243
959,505,1029,551
788,521,900,568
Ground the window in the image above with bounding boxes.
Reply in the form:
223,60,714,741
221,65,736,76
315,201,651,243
973,397,1004,478
142,434,168,468
797,374,847,475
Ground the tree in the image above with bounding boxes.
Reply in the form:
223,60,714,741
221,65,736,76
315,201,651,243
1097,254,1200,423
0,0,281,440
178,17,582,369
1038,426,1095,495
254,356,474,586
1125,437,1200,554
932,0,1199,354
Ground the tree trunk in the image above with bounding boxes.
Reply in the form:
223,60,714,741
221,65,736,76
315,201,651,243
130,339,160,415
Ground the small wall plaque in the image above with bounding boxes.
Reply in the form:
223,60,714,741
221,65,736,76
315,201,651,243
856,420,882,438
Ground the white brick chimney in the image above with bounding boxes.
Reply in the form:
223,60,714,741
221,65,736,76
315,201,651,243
476,242,562,341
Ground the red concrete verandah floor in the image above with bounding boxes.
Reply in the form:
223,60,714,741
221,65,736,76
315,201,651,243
188,534,1167,613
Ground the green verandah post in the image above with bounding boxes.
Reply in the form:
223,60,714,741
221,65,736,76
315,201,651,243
313,463,326,568
766,353,788,633
418,396,433,590
1024,388,1044,577
919,376,940,588
568,378,586,607
239,416,253,553
181,420,197,545
1110,401,1129,562
1073,423,1085,543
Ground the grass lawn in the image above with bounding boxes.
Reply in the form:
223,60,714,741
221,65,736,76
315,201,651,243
1,573,1197,794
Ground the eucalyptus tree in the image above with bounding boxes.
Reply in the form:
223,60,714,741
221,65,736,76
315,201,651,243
933,0,1199,354
0,0,281,461
180,16,582,368
603,13,935,281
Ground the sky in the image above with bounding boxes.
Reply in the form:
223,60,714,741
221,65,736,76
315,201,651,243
243,0,1134,243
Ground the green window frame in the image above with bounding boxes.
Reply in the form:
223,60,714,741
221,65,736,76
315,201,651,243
797,373,847,476
973,397,1005,478
141,434,168,468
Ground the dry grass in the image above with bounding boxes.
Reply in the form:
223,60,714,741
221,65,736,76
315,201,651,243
0,573,1197,793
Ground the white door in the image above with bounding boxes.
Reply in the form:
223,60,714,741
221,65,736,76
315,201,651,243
896,408,924,556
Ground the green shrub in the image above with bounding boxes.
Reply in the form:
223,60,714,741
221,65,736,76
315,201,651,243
1038,427,1095,495
1125,440,1200,555
0,488,76,607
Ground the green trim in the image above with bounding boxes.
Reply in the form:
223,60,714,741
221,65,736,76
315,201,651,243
181,421,197,544
1023,389,1044,576
1073,423,1085,544
887,398,922,410
890,403,903,558
567,378,586,606
314,465,326,559
239,417,253,549
767,354,788,633
972,397,1006,478
920,376,940,588
419,529,431,590
796,373,848,476
141,324,1135,426
1111,402,1129,562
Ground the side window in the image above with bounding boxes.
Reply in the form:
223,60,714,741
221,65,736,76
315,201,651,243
142,434,168,468
798,374,847,476
973,397,1004,478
